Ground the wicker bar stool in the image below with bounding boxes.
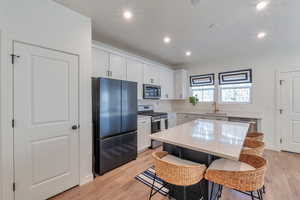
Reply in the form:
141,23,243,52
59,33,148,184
246,132,264,142
242,139,267,194
150,151,207,200
205,154,267,200
242,139,265,157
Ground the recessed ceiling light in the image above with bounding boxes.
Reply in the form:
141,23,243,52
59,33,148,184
185,51,192,56
123,11,133,20
256,1,269,11
257,32,267,39
164,37,171,44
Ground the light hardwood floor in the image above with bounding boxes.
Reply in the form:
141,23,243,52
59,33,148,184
50,149,300,200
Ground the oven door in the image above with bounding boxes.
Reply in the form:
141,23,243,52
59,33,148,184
143,84,161,99
150,119,168,149
151,119,161,133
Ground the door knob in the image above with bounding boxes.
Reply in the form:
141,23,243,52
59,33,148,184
72,125,79,130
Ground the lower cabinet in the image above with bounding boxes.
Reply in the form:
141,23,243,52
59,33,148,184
138,117,151,152
168,113,177,128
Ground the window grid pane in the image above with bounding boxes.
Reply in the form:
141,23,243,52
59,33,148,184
192,88,214,102
221,87,250,103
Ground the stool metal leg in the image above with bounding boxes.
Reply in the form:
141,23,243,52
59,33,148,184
259,189,264,200
199,182,205,200
149,173,157,200
216,185,223,200
250,191,255,200
209,182,215,200
183,186,187,200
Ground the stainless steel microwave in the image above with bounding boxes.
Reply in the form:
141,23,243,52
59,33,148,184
143,84,161,99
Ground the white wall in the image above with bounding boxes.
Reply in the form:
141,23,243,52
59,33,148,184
172,53,300,150
0,1,92,200
0,30,3,200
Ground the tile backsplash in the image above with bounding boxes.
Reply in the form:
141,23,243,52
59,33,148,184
138,100,172,112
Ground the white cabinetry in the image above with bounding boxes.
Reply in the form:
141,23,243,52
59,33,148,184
92,43,177,100
127,58,144,100
92,47,109,77
168,113,177,128
109,53,126,80
92,46,126,80
144,64,160,85
160,68,174,99
174,69,189,99
138,117,151,152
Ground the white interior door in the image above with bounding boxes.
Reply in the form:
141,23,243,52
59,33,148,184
13,42,79,200
279,71,300,153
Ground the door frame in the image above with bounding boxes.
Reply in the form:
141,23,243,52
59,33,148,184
0,30,15,200
0,33,86,200
275,67,300,152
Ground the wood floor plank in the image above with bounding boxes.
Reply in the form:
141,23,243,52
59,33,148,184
50,149,300,200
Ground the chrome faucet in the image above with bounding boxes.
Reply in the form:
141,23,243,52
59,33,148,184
212,101,220,114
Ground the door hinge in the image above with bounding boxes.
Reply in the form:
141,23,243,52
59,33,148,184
280,138,283,144
12,182,16,192
11,54,20,64
12,119,15,128
279,109,283,114
280,80,284,85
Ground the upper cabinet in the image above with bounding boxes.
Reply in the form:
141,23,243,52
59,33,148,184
160,68,174,99
127,58,144,100
92,46,126,80
143,64,161,85
109,53,126,80
92,42,178,100
174,69,188,99
92,47,110,78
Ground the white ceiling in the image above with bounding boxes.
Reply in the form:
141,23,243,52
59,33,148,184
55,0,300,67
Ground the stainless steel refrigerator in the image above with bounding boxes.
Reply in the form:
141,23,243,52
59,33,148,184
92,78,138,175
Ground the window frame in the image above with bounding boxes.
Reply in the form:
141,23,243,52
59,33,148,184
191,85,216,103
218,83,253,104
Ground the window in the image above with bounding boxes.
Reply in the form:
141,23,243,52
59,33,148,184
220,83,252,103
192,86,215,102
190,73,215,103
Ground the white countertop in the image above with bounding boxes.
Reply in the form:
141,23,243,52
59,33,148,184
173,111,262,119
150,119,249,160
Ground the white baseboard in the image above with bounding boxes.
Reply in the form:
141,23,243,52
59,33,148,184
265,144,280,152
80,174,94,186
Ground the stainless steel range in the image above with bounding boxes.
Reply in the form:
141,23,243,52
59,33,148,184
138,105,168,148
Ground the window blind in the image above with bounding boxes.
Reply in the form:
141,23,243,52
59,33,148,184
218,69,252,85
190,74,215,87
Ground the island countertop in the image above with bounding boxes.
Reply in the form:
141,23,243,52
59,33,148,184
150,119,250,160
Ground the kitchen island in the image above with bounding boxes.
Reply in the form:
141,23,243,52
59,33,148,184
150,119,249,200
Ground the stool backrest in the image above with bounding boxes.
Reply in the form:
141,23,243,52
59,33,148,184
152,151,206,186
